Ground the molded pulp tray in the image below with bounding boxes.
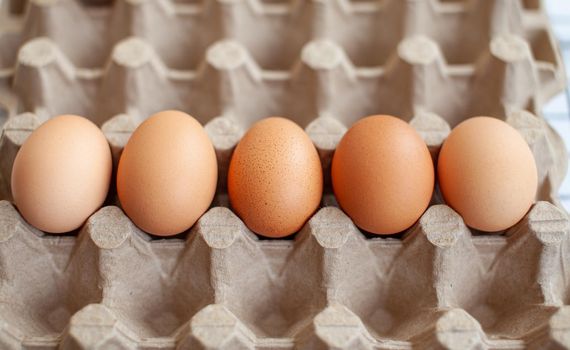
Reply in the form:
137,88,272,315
0,0,570,349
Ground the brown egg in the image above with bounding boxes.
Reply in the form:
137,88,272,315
11,115,112,233
228,117,323,238
117,110,217,236
438,117,537,232
332,115,434,235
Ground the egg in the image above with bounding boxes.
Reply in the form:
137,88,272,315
11,115,112,233
116,110,217,236
437,117,537,232
228,117,323,238
331,115,434,235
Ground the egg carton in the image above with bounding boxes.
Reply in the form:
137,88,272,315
0,0,566,128
0,108,568,350
0,0,570,349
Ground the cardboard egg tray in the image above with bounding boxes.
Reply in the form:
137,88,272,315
1,0,570,349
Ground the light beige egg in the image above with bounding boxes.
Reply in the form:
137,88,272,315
228,117,323,238
437,117,538,232
116,110,217,236
11,115,112,233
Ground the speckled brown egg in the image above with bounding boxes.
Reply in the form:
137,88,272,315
332,115,434,235
437,117,538,232
11,115,112,233
117,110,217,236
228,117,323,238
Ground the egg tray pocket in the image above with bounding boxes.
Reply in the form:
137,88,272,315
0,0,570,349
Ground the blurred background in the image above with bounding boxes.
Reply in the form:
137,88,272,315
544,0,570,210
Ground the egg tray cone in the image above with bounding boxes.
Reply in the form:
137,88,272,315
0,0,569,349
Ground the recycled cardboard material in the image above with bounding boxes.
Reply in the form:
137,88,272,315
0,0,569,349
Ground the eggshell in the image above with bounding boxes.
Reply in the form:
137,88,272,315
437,116,538,232
116,110,217,236
331,115,434,235
228,117,323,238
11,115,112,233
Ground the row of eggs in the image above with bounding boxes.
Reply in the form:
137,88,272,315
10,111,537,238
